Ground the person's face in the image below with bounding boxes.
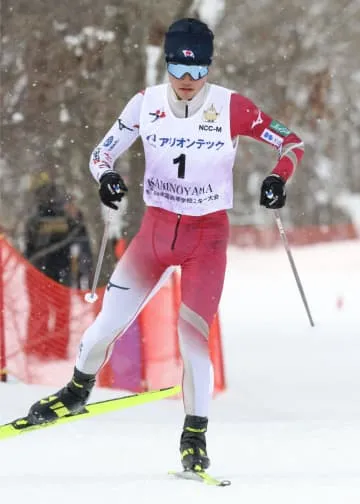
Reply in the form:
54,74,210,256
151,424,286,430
168,72,208,101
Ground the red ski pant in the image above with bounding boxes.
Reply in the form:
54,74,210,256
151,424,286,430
76,206,229,416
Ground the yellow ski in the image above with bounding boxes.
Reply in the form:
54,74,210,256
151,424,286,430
0,385,180,441
169,469,231,487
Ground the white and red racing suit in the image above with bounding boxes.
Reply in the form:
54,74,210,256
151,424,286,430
76,82,304,416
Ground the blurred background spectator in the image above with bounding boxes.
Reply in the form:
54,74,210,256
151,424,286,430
24,172,93,359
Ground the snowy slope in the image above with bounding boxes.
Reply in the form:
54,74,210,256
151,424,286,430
1,240,359,503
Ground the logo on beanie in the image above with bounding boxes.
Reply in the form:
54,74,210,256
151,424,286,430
182,49,195,59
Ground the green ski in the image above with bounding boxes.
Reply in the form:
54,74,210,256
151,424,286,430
0,385,180,441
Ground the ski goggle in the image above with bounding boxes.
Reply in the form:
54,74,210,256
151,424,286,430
167,63,209,80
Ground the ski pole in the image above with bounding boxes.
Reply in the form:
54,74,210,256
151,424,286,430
273,209,315,327
84,209,111,304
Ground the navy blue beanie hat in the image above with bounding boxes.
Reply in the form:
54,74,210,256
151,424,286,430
164,18,214,66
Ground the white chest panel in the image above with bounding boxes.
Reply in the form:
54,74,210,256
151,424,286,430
139,84,237,216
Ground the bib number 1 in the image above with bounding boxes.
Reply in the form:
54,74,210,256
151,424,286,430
173,154,186,179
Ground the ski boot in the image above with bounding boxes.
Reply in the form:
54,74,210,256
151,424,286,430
27,367,96,424
180,415,210,471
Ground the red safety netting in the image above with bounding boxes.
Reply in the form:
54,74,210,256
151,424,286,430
0,237,99,386
0,236,226,394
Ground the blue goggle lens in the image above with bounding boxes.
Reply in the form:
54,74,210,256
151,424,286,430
167,63,209,80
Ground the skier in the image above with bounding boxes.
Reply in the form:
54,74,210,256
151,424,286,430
28,18,304,471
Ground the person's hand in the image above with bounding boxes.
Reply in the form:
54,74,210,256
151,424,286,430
260,174,286,209
99,172,128,210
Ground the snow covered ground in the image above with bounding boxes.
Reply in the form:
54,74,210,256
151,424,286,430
1,239,359,503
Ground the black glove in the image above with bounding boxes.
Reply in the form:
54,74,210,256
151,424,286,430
99,172,128,210
260,174,286,209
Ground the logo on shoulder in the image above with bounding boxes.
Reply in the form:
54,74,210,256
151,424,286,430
270,120,291,137
118,118,134,132
260,128,283,148
251,110,263,129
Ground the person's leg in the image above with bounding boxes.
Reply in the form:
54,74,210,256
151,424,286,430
28,210,167,423
75,234,166,375
178,211,229,470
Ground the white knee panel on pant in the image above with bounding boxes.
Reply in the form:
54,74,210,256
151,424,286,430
178,303,213,417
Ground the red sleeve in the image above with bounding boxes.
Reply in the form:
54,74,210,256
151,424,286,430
230,93,304,182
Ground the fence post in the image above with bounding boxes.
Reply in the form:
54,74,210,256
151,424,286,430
0,236,6,382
